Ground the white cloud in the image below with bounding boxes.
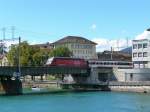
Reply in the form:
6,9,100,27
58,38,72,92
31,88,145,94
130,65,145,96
92,38,132,52
92,29,150,52
135,30,150,40
90,24,97,30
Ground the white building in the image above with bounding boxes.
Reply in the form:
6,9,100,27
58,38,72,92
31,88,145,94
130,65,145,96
118,29,150,82
132,39,150,68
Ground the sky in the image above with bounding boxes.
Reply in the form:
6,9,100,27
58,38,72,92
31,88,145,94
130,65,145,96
0,0,150,51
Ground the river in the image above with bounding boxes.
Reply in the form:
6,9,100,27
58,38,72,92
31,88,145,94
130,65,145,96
0,92,150,112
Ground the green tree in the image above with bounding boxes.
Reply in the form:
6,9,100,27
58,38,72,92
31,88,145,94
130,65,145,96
7,44,18,66
7,41,30,66
32,48,50,66
7,41,51,66
50,47,72,57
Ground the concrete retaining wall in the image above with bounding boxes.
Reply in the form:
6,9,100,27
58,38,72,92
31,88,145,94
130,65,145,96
109,86,150,93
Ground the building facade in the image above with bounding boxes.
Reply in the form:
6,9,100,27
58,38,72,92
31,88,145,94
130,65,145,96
118,28,150,82
53,36,97,59
0,55,9,66
132,39,150,68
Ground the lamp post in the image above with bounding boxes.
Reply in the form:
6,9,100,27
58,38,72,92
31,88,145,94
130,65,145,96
18,37,21,79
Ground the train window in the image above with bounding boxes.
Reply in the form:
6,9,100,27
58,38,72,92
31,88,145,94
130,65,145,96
91,62,95,64
129,63,132,65
118,63,121,65
110,63,113,65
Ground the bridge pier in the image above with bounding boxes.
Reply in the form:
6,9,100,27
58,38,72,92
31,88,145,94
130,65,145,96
0,77,22,95
72,75,88,83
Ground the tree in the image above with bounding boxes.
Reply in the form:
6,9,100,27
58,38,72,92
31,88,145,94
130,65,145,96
50,47,72,57
7,41,51,66
7,41,30,66
32,48,50,66
7,44,18,66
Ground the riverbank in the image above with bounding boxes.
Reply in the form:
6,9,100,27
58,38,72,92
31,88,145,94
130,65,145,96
22,81,150,94
1,80,150,95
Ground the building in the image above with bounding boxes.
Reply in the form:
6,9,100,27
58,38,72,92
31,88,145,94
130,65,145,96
32,42,53,50
132,39,149,68
116,28,150,82
97,51,132,61
52,36,97,59
0,55,9,66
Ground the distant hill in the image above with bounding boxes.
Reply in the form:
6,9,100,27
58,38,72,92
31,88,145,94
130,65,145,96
120,47,132,54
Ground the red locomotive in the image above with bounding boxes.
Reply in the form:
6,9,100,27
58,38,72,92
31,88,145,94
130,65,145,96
46,57,88,68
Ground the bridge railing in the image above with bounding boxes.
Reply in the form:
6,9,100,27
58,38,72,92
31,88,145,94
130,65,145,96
0,66,90,77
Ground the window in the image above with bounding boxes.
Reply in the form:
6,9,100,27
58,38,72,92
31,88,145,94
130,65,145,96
143,52,148,57
71,44,74,48
138,44,142,49
74,44,77,48
143,43,148,48
133,44,137,49
138,52,142,57
130,74,133,81
133,53,137,57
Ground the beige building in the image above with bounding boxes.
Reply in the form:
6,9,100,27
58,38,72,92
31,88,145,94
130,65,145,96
0,55,9,66
53,36,97,59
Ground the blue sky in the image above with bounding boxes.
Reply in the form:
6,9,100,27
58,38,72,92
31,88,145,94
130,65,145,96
0,0,150,51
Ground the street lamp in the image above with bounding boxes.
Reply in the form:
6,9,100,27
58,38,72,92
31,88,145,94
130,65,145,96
17,37,21,79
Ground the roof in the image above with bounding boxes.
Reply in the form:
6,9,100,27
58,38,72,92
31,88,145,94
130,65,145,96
132,39,149,42
33,42,52,46
31,42,53,48
53,36,97,45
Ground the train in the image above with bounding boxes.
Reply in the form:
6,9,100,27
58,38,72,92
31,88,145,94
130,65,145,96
46,57,89,68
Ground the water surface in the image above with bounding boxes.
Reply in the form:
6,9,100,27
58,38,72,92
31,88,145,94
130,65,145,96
0,92,150,112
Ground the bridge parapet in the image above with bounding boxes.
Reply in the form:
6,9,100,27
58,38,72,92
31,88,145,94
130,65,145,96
0,66,90,77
